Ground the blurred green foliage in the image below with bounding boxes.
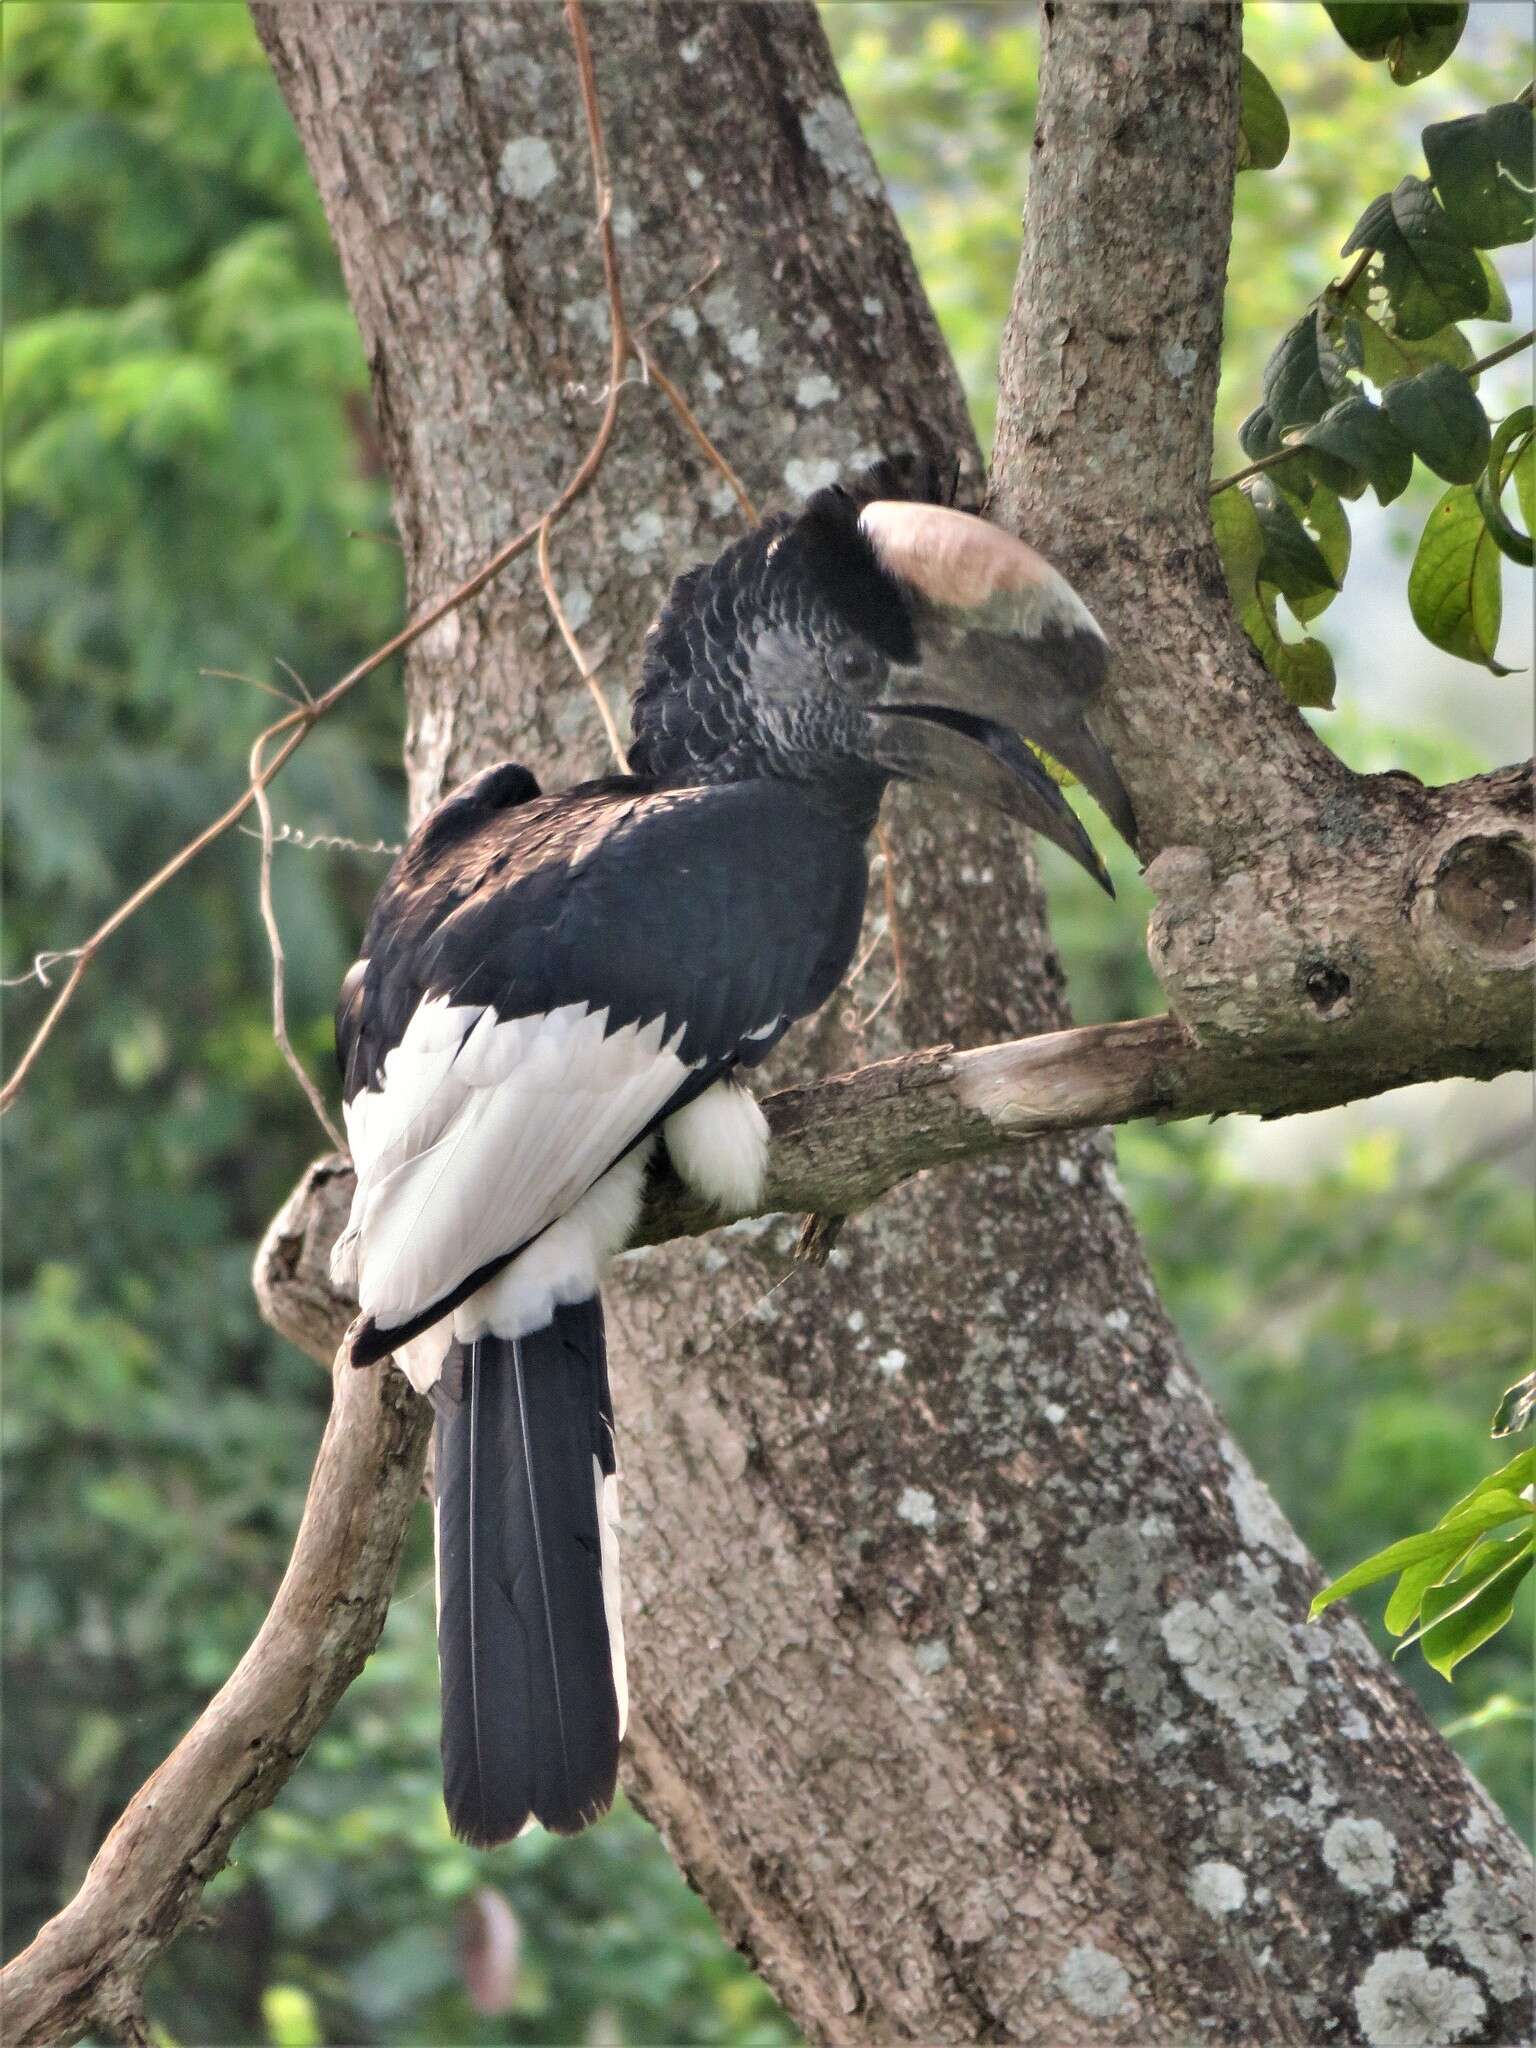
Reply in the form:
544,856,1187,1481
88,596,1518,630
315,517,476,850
3,5,1530,2044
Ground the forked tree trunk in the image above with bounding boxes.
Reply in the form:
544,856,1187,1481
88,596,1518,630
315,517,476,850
250,4,1532,2042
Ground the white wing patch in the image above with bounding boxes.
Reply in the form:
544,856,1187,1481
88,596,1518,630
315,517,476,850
663,1080,769,1215
339,995,692,1333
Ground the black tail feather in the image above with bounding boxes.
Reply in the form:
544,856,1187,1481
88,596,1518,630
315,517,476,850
434,1299,622,1844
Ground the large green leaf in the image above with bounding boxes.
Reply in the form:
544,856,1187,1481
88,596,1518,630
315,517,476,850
1238,54,1290,173
1381,362,1491,483
1343,176,1491,339
1424,102,1536,249
1322,3,1467,80
1408,482,1514,673
1288,393,1415,504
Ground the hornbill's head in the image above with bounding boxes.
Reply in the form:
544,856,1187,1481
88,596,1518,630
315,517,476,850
631,461,1136,892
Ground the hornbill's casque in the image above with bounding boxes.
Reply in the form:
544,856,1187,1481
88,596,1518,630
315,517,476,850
333,462,1136,1846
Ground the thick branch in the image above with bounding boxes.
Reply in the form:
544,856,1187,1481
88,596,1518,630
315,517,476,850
253,960,1534,1366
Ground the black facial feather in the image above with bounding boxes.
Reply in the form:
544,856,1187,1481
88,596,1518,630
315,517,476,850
630,453,967,781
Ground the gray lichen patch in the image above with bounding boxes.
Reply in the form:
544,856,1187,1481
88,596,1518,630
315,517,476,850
496,134,557,199
1160,1590,1310,1752
1060,1519,1180,1722
1221,1439,1308,1563
1438,1857,1533,2002
1322,1816,1397,1897
896,1486,938,1531
1353,1950,1486,2048
800,94,882,202
1189,1860,1247,1916
1058,1942,1131,2020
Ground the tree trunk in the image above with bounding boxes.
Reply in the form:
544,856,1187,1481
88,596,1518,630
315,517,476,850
248,5,1532,2043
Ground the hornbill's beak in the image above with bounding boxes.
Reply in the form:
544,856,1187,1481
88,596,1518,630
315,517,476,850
856,502,1137,896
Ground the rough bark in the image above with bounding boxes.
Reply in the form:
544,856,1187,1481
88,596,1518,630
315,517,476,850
13,4,1530,2043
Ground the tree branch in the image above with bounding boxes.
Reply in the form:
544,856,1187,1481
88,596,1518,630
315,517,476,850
253,908,1533,1369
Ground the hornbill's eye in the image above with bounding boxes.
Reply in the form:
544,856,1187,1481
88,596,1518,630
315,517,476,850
827,641,888,697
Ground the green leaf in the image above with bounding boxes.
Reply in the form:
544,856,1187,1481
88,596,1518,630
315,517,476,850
1441,1449,1536,1519
1238,55,1290,173
1383,1533,1482,1634
1210,481,1265,608
1322,3,1467,80
1215,484,1337,702
1249,477,1341,600
1261,308,1354,432
1382,363,1491,483
1475,406,1534,567
1477,252,1513,325
1492,1370,1536,1439
1516,418,1536,535
1424,102,1536,250
1239,404,1281,464
1288,394,1415,505
1343,177,1491,340
1309,1492,1534,1615
1281,481,1352,624
1331,277,1476,386
1387,3,1468,84
1407,482,1514,673
1407,1534,1535,1678
1246,589,1336,707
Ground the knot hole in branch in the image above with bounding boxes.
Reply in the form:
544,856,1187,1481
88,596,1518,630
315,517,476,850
1430,832,1535,962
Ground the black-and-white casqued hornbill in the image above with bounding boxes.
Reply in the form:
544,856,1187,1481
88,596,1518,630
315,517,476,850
332,461,1136,1846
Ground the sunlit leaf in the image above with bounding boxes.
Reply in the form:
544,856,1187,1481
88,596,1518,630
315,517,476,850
1343,176,1490,339
1409,1534,1536,1678
1238,54,1290,173
1381,362,1491,483
1477,252,1513,324
1424,101,1536,249
1407,482,1514,672
1210,482,1265,607
1310,1489,1535,1616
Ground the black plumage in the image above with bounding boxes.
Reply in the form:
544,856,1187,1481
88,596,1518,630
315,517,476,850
435,1303,619,1843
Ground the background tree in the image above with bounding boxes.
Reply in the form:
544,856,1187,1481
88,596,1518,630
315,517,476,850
2,3,1531,2043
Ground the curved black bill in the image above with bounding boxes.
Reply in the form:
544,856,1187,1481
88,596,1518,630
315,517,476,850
864,704,1115,896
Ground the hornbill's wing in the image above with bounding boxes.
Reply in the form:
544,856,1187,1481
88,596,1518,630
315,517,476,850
336,773,868,1354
